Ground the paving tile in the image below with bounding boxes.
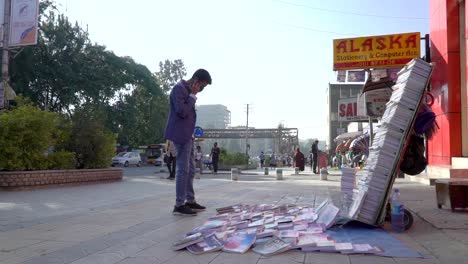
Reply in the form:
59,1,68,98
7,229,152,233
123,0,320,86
99,237,157,258
305,252,350,264
133,243,178,263
393,256,440,264
349,255,396,264
115,257,158,264
209,251,261,264
68,252,124,264
0,239,43,252
257,250,305,264
160,251,220,264
0,240,75,264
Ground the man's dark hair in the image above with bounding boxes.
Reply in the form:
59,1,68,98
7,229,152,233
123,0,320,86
192,69,212,84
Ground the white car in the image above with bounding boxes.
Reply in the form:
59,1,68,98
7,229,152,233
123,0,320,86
111,152,142,167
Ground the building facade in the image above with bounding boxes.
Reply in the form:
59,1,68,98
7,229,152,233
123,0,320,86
426,0,468,179
196,104,231,129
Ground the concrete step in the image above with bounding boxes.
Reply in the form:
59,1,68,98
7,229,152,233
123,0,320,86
406,165,468,185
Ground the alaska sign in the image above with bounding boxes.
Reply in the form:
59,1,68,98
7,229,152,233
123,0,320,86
333,32,420,70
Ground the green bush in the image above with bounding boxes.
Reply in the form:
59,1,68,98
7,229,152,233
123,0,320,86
47,151,76,170
219,149,249,166
68,110,116,169
0,101,113,171
0,104,66,171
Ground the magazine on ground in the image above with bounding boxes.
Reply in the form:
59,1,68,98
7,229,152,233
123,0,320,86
252,237,291,256
187,235,224,255
316,203,340,229
222,233,256,254
172,232,204,250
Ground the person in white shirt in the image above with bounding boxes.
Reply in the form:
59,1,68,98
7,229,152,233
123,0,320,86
166,140,177,180
195,145,203,174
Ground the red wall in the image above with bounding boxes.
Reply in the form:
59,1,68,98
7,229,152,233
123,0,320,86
428,0,462,165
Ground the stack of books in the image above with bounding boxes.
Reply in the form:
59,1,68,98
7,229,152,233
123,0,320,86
347,58,433,225
341,167,356,212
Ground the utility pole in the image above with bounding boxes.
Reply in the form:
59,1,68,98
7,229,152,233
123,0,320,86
1,0,11,109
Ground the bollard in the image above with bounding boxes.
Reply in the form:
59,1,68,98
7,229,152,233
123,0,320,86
264,167,269,175
276,168,283,180
320,168,328,180
195,168,201,179
294,167,300,175
231,168,239,181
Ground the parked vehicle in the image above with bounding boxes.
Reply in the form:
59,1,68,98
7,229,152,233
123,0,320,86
136,144,166,166
111,152,142,167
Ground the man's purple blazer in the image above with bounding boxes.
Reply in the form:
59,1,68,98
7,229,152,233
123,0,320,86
164,80,196,144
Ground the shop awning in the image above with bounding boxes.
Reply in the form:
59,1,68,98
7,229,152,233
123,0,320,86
335,131,363,142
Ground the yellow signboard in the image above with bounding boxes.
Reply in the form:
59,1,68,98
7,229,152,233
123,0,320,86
333,32,420,70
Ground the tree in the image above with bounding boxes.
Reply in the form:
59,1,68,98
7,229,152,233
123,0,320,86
9,3,160,115
154,59,186,93
113,87,169,147
111,59,187,148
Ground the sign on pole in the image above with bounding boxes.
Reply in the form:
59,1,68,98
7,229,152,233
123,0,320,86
338,97,367,121
0,0,39,47
356,90,392,118
333,32,420,70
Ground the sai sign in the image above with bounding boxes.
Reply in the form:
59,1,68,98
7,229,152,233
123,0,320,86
338,97,367,122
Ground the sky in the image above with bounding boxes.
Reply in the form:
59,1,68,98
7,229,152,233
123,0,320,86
54,0,430,140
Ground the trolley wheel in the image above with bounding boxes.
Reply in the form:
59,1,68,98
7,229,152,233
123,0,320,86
403,209,414,230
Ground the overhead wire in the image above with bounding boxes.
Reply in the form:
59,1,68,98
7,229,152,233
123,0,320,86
272,0,429,20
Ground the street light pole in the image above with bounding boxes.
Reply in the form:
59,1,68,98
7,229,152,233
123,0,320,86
1,0,11,109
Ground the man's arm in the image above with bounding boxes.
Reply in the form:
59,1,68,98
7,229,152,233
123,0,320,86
172,85,196,119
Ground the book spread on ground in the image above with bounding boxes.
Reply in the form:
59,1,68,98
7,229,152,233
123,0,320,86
172,232,204,250
316,203,340,229
252,237,291,256
222,233,256,254
174,202,387,257
186,235,224,254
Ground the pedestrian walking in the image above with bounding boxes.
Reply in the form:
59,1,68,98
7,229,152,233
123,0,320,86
294,147,305,171
165,140,177,180
165,69,212,216
269,152,277,168
311,140,319,174
259,151,265,168
195,145,203,175
210,142,220,174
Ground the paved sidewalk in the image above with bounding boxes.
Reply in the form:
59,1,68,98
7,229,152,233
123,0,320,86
0,167,467,264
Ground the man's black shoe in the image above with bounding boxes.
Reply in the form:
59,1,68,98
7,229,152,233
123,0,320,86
185,202,206,212
166,176,175,180
172,205,197,216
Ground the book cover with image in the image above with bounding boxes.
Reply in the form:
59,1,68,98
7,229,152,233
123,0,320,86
222,233,256,254
172,232,204,250
187,235,224,255
252,237,291,256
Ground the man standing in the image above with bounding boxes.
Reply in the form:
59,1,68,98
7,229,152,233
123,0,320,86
165,69,212,216
210,142,220,174
311,140,319,174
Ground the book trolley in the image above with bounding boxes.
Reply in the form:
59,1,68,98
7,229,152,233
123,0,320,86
346,58,434,227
